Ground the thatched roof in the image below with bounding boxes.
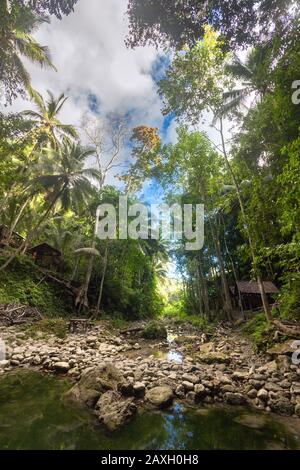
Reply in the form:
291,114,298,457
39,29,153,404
235,281,279,295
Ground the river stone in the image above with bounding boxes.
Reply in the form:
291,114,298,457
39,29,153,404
53,362,70,373
221,385,236,393
232,371,249,381
196,352,230,365
133,382,146,397
257,389,269,401
182,373,198,384
119,381,134,397
182,381,194,391
234,413,267,429
0,360,10,368
198,342,215,354
145,386,174,408
269,398,294,416
267,341,295,356
95,391,137,432
225,392,247,406
277,355,291,373
186,391,196,404
247,389,258,399
64,364,125,408
194,383,206,398
264,382,283,392
175,384,185,398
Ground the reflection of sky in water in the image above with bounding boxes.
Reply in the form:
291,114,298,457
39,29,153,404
1,372,299,450
154,331,183,363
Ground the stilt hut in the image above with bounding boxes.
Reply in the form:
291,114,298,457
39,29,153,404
28,243,61,269
230,281,279,311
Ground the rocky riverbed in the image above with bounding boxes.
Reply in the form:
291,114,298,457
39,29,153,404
0,320,300,431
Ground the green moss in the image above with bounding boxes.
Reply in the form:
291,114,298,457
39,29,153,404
0,255,74,317
242,313,275,351
142,320,168,340
278,272,300,321
20,318,68,339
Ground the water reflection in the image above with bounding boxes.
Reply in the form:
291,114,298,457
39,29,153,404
0,371,299,450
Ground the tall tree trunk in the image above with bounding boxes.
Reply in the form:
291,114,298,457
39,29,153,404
195,264,204,316
76,246,95,312
95,244,108,317
6,196,31,243
220,213,245,319
197,256,210,319
218,118,272,322
71,257,80,282
208,215,233,322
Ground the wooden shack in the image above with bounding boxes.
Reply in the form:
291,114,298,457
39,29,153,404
230,281,279,311
28,243,61,269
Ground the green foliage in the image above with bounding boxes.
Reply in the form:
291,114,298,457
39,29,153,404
163,298,186,318
0,255,73,317
20,318,68,339
0,3,55,104
159,26,230,124
162,298,212,332
126,0,294,50
278,272,300,321
141,320,167,340
242,313,275,351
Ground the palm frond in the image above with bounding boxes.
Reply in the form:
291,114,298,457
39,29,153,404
15,35,56,70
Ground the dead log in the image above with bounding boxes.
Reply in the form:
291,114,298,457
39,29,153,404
272,320,300,338
120,326,144,335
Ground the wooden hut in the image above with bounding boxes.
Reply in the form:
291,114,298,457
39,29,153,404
230,281,279,311
28,243,61,269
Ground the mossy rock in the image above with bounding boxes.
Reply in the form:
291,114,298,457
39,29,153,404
196,352,230,365
141,321,167,340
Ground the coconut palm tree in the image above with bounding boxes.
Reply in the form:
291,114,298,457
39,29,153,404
0,4,56,103
21,90,78,149
31,139,98,211
219,44,272,118
0,140,99,271
0,90,77,221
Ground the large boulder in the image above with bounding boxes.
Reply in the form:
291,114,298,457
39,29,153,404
225,392,247,406
198,342,215,354
267,340,295,356
64,363,125,408
95,391,137,432
196,352,230,365
53,362,70,373
141,321,167,340
145,386,174,408
269,398,294,416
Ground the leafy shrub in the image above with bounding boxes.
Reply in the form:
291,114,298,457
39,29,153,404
20,319,68,339
0,255,74,317
278,272,300,321
141,320,167,340
242,313,274,351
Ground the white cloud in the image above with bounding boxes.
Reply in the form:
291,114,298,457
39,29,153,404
8,0,165,132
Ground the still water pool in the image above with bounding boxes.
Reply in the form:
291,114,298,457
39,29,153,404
0,371,299,450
